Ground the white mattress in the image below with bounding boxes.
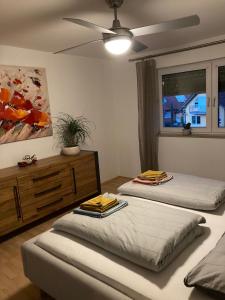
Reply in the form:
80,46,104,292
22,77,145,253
35,196,225,300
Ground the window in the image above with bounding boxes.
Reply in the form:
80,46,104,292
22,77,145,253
161,69,207,129
215,64,225,129
192,115,201,125
211,58,225,133
159,60,225,134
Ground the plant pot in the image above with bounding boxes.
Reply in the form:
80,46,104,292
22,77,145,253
62,146,80,156
182,128,192,136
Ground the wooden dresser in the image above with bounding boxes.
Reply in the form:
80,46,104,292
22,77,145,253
0,150,101,237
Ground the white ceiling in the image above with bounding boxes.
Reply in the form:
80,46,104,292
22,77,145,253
1,0,225,59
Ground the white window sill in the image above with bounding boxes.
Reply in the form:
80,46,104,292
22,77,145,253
159,133,225,139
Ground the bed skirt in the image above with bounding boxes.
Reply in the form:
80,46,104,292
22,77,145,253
22,237,132,300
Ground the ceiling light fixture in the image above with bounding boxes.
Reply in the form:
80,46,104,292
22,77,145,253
104,36,132,55
57,0,200,56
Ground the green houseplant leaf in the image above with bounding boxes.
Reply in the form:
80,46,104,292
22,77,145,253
183,122,191,129
55,113,91,147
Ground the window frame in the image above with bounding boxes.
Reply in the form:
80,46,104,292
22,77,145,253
212,58,225,133
159,62,212,134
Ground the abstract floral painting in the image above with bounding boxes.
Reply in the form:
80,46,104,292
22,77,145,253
0,65,52,144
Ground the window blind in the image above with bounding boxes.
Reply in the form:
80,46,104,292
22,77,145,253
162,69,206,96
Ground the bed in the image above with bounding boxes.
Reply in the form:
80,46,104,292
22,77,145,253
118,172,225,210
22,194,225,300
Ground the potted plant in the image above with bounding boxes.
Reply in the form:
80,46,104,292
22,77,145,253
182,122,192,136
55,113,91,155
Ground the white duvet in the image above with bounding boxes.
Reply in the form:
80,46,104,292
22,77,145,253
48,195,205,272
118,172,225,210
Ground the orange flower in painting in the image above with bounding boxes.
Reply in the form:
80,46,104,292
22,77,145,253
0,88,10,103
23,100,33,110
35,111,50,127
11,96,26,108
23,109,49,127
3,107,16,121
11,97,33,110
4,107,29,121
23,109,41,125
16,109,29,120
0,102,4,119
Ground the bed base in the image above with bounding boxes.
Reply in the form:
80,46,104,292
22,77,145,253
22,237,132,300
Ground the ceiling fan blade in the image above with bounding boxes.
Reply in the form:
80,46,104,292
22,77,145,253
54,39,103,54
130,15,200,37
63,18,116,35
132,39,148,52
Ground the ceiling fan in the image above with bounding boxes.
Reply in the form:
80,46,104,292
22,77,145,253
55,0,200,55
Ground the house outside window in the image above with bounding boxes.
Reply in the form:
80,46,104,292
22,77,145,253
159,58,225,135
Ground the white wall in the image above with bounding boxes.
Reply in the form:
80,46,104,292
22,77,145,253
3,40,225,183
0,46,118,181
112,42,225,181
111,61,140,178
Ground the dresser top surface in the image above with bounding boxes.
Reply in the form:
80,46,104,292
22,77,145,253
0,150,96,180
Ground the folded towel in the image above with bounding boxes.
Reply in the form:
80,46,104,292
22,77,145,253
133,175,173,185
138,170,167,181
141,170,166,176
138,174,167,181
80,195,116,208
74,200,128,218
80,194,118,213
81,200,119,213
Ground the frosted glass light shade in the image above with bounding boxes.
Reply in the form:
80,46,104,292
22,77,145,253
104,37,132,55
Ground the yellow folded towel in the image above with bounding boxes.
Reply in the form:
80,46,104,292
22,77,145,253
141,170,166,176
138,170,167,181
80,195,118,213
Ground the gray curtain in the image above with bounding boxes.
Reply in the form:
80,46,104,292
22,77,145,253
136,59,159,172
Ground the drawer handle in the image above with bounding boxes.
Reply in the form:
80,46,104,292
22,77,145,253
34,184,62,198
72,167,77,194
37,198,63,211
13,186,21,220
33,171,61,182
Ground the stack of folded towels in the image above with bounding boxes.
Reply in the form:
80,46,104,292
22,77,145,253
138,170,167,181
74,193,128,218
80,195,118,213
133,170,173,185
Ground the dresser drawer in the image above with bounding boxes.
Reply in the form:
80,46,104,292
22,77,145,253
19,175,73,205
0,178,21,235
70,153,98,199
22,193,75,222
18,164,70,191
0,196,17,214
0,178,17,203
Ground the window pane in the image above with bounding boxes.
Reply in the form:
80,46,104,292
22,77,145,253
218,66,225,128
162,70,207,128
